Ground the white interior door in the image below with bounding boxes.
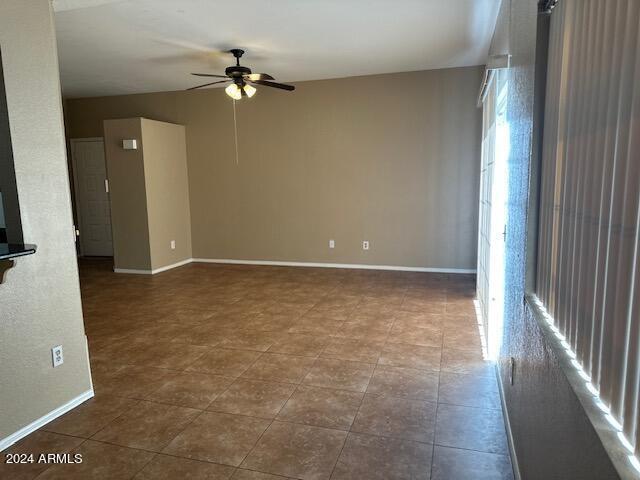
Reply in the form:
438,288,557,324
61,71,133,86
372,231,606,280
71,138,113,256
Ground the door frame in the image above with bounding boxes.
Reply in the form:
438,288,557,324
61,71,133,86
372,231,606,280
69,137,111,257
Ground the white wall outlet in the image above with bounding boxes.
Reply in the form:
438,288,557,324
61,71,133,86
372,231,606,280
170,240,176,250
329,239,335,249
362,240,370,250
52,345,63,367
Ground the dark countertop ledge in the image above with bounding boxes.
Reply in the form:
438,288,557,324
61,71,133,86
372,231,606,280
0,243,37,260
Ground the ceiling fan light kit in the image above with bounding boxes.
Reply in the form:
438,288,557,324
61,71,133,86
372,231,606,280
188,48,294,99
225,83,242,100
243,83,256,98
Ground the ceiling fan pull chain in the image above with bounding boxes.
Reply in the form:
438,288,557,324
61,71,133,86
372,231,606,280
233,98,239,165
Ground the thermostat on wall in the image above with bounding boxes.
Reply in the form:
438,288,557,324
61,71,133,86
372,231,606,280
122,139,138,150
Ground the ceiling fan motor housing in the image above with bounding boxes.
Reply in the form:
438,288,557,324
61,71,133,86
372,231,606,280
225,65,252,83
227,48,249,85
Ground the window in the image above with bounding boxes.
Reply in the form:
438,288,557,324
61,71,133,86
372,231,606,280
477,70,509,360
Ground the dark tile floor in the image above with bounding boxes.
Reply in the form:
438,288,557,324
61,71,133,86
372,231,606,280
1,259,514,479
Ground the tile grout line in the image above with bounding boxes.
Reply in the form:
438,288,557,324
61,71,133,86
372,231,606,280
326,291,375,480
231,294,325,475
148,288,263,469
327,286,411,480
429,285,449,480
31,436,90,480
73,413,489,461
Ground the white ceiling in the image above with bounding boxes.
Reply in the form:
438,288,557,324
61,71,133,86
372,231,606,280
53,0,500,98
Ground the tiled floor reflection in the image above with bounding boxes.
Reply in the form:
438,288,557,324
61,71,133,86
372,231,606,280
1,259,514,479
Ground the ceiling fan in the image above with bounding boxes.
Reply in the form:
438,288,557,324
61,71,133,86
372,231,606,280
187,49,295,99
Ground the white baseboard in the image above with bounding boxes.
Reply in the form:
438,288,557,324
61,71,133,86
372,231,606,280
113,257,193,275
113,257,476,274
151,258,193,274
496,367,522,480
113,268,152,274
192,258,476,274
0,389,94,452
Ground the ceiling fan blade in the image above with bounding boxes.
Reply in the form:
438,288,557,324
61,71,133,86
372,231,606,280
191,73,229,78
245,73,275,81
187,79,230,90
251,80,295,91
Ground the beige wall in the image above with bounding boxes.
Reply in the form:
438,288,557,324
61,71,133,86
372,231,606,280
140,118,192,269
67,67,482,270
0,0,92,443
103,118,151,270
103,118,192,271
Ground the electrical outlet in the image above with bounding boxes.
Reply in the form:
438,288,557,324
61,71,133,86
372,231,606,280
329,239,335,249
170,240,176,250
362,240,370,250
52,345,63,367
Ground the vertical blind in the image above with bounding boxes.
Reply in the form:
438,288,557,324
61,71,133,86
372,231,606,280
536,0,640,457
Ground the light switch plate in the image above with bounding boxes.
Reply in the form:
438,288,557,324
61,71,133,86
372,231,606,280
122,139,138,150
